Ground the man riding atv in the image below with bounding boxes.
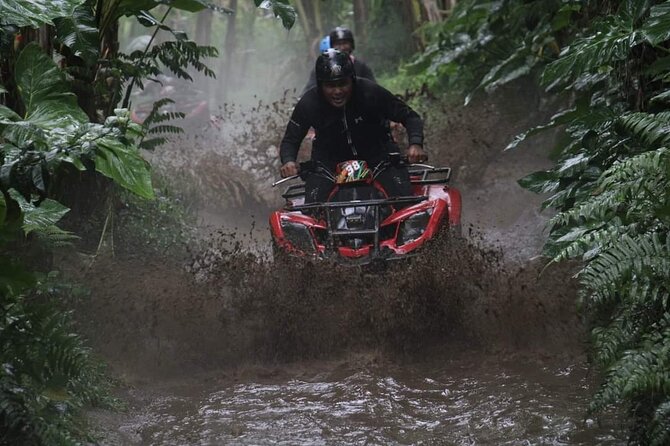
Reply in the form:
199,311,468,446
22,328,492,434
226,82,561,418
280,49,427,204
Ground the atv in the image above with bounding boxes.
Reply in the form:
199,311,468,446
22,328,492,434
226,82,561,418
269,154,462,265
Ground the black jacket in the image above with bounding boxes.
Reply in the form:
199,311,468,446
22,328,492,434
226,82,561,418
280,78,423,169
302,58,376,95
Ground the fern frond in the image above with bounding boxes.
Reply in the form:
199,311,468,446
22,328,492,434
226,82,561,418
147,124,183,135
618,113,670,148
548,222,634,262
647,400,670,446
581,233,670,295
590,316,670,415
541,14,642,88
139,137,168,151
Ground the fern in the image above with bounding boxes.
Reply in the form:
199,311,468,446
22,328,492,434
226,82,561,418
646,400,670,446
137,98,185,151
1,291,114,445
589,317,670,426
581,233,670,296
423,1,670,442
618,113,670,148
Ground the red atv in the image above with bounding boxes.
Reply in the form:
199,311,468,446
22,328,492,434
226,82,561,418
269,154,462,265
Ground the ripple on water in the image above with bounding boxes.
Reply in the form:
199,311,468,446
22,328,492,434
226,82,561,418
118,358,625,445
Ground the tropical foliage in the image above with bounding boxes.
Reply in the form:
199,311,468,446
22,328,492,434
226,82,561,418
0,0,295,444
410,0,670,442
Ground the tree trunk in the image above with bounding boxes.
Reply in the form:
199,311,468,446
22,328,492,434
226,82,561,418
353,0,368,51
400,0,425,52
422,0,442,22
294,0,321,58
221,0,238,102
195,9,214,45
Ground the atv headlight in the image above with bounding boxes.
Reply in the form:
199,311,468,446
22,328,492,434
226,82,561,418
397,209,433,245
281,221,316,253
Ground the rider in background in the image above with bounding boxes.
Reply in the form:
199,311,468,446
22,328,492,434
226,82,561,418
280,49,427,204
302,27,375,95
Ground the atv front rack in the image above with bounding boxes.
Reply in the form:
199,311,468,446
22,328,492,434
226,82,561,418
289,195,428,257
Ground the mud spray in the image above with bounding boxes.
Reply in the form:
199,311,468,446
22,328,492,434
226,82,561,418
78,83,625,444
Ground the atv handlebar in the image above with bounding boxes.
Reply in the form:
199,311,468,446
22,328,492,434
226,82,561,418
272,153,434,187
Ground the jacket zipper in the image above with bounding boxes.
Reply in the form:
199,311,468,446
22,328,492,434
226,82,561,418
342,104,358,157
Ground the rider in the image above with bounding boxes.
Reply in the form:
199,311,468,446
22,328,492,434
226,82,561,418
280,49,427,204
302,26,375,94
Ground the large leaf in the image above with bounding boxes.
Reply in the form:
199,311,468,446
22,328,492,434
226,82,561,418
8,189,70,235
14,43,88,127
0,105,21,123
54,5,100,66
0,0,86,28
94,139,154,199
115,0,222,18
255,0,296,29
641,2,670,45
541,16,640,88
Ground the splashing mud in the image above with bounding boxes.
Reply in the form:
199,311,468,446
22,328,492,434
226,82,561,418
78,83,626,444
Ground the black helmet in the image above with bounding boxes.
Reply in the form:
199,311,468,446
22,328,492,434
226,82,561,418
315,49,355,83
329,26,355,50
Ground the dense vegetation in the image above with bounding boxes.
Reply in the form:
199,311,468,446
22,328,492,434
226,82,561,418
0,0,293,444
406,0,670,443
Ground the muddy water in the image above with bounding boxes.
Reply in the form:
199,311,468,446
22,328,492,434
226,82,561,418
98,354,623,445
83,232,625,445
80,86,627,444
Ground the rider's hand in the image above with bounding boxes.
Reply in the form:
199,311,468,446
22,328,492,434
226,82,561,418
407,144,428,163
280,161,299,178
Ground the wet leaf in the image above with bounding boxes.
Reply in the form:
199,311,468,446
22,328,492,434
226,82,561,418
94,139,154,199
0,0,85,28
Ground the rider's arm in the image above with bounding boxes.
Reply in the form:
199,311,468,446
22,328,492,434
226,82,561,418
279,98,311,166
381,90,423,148
372,83,426,162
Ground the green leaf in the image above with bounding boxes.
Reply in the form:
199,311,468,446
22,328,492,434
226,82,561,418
0,256,35,295
8,189,70,235
518,170,560,194
541,16,640,88
0,105,21,123
54,5,100,66
255,0,296,29
14,43,88,126
651,89,670,103
94,139,154,199
641,2,670,45
116,0,231,18
0,0,86,28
